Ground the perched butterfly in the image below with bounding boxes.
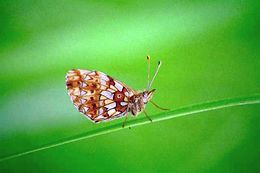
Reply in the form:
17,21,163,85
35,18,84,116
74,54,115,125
66,56,168,127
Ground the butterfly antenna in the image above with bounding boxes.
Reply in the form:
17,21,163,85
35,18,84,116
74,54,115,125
147,55,151,90
148,60,162,90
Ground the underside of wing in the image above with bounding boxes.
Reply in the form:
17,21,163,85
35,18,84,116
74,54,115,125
66,69,134,123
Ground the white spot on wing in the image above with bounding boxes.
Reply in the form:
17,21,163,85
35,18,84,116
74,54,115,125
105,99,113,104
84,76,91,80
100,73,109,81
96,115,105,119
108,109,116,116
80,106,89,113
128,91,134,97
100,95,106,100
114,81,123,91
82,82,87,87
101,91,114,99
88,72,96,76
107,88,115,93
120,102,128,106
114,111,123,117
110,85,117,91
101,80,106,85
80,90,87,95
81,99,86,104
79,70,91,75
105,102,116,109
124,92,129,97
99,108,104,115
99,101,104,106
70,95,76,101
101,85,106,90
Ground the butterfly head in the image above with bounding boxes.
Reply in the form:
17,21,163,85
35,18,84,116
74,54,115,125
142,89,156,104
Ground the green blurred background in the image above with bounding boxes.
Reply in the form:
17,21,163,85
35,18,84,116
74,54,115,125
0,0,259,172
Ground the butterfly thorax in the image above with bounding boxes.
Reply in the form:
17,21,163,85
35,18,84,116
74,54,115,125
129,90,155,116
129,93,145,116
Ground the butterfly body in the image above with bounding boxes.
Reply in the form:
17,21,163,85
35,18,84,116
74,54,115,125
128,90,155,116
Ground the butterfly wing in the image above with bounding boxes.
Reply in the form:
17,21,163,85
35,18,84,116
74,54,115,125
66,69,135,123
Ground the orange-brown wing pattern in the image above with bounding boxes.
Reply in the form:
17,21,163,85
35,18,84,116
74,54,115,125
66,69,134,123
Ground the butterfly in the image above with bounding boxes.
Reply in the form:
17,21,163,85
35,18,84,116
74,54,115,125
66,56,168,127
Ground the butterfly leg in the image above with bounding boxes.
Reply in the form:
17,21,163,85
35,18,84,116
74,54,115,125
143,110,152,122
122,114,129,128
150,100,169,110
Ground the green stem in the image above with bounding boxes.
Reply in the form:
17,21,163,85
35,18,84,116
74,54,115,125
1,94,260,162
